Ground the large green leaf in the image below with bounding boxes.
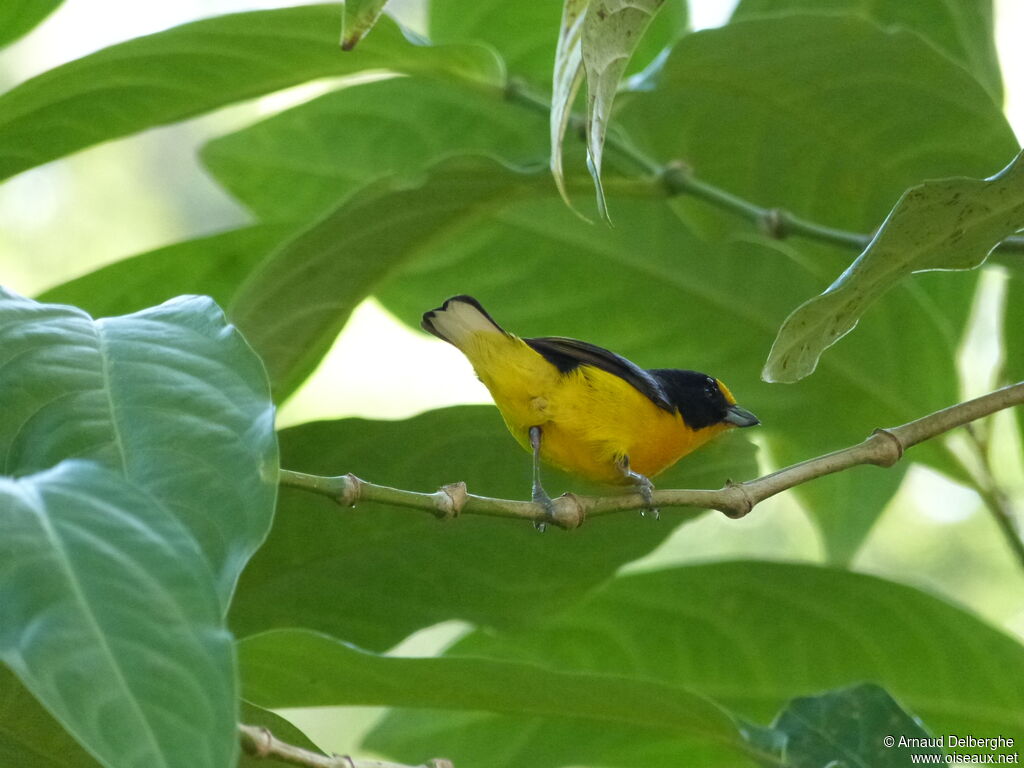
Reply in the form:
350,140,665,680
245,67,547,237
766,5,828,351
0,462,236,768
0,289,277,607
38,225,293,318
0,0,62,49
227,159,565,400
765,150,1024,382
429,0,685,87
0,665,99,768
623,14,1017,233
201,77,549,224
0,5,502,183
229,405,757,651
368,562,1024,767
239,630,758,766
731,0,1002,101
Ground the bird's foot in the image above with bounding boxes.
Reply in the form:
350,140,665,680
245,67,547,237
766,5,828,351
636,476,659,520
617,455,659,520
532,486,557,532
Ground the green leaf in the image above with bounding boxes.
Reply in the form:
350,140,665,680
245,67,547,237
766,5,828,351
580,0,666,220
0,5,502,183
368,562,1024,767
0,0,62,49
238,630,756,764
341,0,390,50
764,150,1024,383
227,158,557,400
770,684,942,768
0,289,278,607
0,665,100,768
0,461,236,768
731,0,1002,102
229,406,757,651
201,77,548,224
621,14,1017,232
37,225,293,318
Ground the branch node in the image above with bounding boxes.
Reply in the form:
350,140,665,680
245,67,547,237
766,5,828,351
720,480,755,519
556,493,586,529
759,208,788,239
434,482,467,520
340,473,363,507
428,760,455,768
336,756,356,768
248,726,273,757
660,160,693,195
870,427,905,466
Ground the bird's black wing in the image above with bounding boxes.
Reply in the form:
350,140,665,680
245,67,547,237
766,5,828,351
524,336,673,412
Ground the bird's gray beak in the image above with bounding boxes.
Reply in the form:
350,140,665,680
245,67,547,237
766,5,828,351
724,404,760,427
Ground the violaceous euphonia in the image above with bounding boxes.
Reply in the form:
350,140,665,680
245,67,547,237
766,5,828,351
422,295,759,522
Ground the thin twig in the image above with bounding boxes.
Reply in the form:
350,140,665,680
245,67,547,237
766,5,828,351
959,425,1024,565
238,724,452,768
279,383,1024,538
501,79,1024,254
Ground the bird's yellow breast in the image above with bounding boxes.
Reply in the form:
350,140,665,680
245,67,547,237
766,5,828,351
460,331,727,485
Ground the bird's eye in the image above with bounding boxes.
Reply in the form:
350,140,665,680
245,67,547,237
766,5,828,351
704,377,717,398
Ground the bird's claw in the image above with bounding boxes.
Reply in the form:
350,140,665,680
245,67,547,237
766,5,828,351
636,476,659,520
532,488,557,532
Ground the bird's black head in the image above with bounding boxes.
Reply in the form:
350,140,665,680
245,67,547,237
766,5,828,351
648,369,760,430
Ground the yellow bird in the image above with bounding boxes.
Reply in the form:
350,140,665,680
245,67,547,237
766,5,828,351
422,295,758,521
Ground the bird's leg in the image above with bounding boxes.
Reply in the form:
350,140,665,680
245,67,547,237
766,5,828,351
617,455,658,520
529,426,556,531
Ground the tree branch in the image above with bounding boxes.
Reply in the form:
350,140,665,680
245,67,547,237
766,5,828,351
279,382,1024,536
501,79,1024,254
238,724,452,768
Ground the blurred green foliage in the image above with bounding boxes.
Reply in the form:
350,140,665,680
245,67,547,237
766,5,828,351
0,1,1022,767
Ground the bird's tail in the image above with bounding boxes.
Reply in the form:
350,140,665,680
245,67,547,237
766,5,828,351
421,295,507,348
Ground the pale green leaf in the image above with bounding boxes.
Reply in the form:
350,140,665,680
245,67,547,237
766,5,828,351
0,462,236,768
581,0,665,219
550,0,589,211
0,5,502,182
341,0,390,50
0,289,278,607
764,149,1024,383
